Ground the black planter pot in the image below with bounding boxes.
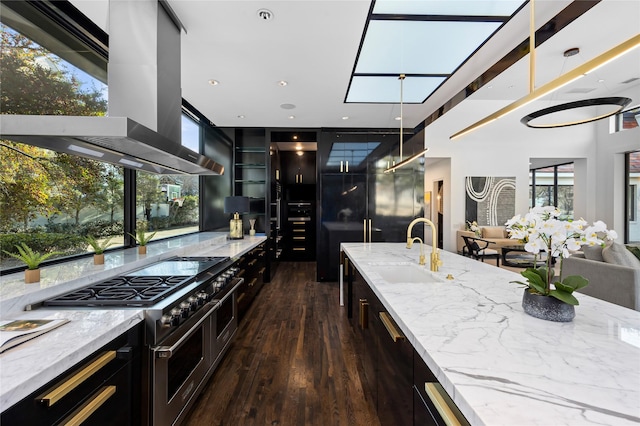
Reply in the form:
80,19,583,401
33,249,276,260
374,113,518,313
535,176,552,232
522,289,575,322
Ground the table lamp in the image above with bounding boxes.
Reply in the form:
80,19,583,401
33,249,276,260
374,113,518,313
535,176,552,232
224,196,250,239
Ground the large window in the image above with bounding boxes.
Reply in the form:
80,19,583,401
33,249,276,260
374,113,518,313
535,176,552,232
627,151,640,244
1,11,203,273
529,163,574,220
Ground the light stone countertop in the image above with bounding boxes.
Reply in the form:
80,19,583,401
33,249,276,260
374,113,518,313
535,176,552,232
0,233,266,411
341,242,640,426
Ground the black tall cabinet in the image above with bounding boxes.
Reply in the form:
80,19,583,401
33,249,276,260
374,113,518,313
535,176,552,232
317,130,424,281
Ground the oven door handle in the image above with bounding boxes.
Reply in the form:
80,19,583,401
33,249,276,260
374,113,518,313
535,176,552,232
151,302,216,359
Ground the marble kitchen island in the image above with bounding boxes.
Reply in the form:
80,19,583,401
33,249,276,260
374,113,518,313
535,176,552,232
341,242,640,425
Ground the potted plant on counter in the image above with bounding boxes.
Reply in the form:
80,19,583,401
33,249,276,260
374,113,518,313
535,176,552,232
506,206,617,322
86,235,116,265
129,222,157,255
2,243,63,283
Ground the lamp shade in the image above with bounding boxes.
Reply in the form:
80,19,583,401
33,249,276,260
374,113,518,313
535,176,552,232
224,196,250,214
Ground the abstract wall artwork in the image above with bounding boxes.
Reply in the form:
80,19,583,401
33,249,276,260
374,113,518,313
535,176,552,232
465,176,516,226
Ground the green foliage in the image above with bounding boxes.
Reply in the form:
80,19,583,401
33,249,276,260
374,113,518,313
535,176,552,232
1,233,86,259
85,235,116,254
129,222,156,246
2,243,63,270
512,267,589,306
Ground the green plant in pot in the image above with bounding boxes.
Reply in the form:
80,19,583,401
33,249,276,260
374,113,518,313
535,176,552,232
128,222,156,255
506,206,617,322
2,243,63,283
86,235,116,265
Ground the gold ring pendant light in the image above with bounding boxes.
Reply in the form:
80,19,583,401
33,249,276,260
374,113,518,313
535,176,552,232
450,0,640,140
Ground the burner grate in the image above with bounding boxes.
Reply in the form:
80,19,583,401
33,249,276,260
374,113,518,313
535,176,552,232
43,275,194,307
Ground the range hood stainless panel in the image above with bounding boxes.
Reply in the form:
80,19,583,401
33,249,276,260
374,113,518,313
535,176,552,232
0,115,224,175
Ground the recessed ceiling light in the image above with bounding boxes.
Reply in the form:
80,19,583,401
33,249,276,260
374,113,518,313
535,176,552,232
296,151,304,156
208,79,219,86
395,116,401,121
598,79,605,83
293,135,298,140
288,115,295,119
257,9,273,21
342,116,349,120
278,80,288,86
295,145,302,150
237,115,245,119
280,103,296,110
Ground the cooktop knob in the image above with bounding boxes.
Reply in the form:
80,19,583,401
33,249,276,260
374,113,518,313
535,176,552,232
179,301,191,317
160,314,173,327
187,296,199,310
196,292,208,304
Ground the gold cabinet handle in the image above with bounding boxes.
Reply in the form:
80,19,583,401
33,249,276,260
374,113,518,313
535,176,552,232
249,278,257,287
62,385,116,426
293,221,306,225
39,351,116,407
363,219,367,242
425,383,467,426
237,293,246,303
379,312,405,342
237,269,246,278
359,299,369,330
293,248,306,251
293,236,305,240
258,267,266,275
248,259,257,267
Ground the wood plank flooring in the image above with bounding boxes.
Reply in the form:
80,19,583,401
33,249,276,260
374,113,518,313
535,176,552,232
184,262,381,426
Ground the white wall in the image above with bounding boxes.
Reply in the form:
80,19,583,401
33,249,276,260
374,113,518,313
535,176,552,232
422,92,640,252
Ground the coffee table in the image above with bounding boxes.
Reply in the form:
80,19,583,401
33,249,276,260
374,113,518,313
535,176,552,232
501,245,552,268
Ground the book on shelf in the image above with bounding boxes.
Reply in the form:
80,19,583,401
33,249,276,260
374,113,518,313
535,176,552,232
0,319,69,353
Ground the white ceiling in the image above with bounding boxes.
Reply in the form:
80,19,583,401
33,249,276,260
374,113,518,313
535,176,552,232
72,0,640,137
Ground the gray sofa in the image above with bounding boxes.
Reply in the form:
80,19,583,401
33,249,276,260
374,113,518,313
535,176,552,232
562,247,640,311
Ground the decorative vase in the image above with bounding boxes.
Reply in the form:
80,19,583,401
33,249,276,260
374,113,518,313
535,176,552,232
522,289,575,322
94,253,105,265
138,246,147,255
249,219,256,236
24,268,40,283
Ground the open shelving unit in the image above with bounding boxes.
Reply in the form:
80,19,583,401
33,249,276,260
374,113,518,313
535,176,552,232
234,129,268,235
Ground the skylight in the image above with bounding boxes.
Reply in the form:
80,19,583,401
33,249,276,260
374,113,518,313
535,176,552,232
346,0,526,104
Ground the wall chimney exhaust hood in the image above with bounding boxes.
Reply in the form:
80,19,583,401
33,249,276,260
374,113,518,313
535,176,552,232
0,0,224,175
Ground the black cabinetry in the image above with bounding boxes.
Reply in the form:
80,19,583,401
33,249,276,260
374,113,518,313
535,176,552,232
283,201,315,260
318,131,424,281
414,349,470,426
1,325,142,425
281,150,316,186
348,265,413,425
236,242,267,319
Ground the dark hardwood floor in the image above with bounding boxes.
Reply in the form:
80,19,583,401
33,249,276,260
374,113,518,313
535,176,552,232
184,261,381,426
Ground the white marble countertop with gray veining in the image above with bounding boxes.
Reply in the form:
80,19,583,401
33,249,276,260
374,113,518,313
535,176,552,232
0,233,266,412
341,242,640,426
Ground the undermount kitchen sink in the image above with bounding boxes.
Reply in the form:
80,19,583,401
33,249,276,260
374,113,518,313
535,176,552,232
367,263,444,284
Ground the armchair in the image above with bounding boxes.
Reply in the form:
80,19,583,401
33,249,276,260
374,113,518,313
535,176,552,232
461,235,501,267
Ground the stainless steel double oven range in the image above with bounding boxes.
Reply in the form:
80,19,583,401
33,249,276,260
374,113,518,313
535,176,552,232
36,255,243,426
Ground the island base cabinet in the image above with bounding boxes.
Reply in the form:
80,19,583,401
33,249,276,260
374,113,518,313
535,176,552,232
376,311,412,426
413,349,470,426
348,264,412,425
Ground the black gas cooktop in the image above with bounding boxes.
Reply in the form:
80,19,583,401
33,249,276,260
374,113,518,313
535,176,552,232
42,256,229,308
